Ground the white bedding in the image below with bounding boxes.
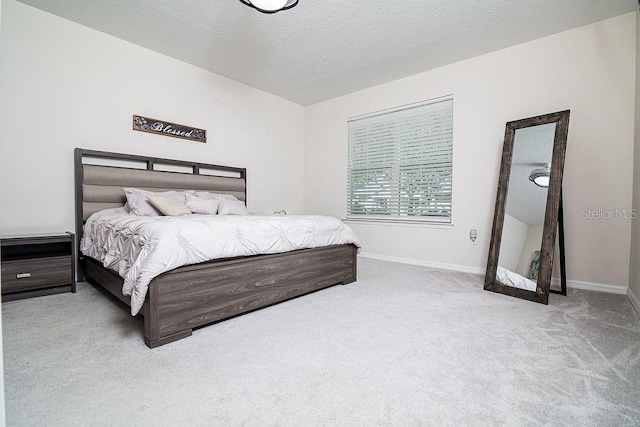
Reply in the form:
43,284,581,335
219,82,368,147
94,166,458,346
496,266,537,291
81,208,362,315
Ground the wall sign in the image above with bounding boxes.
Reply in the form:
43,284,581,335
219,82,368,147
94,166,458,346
133,115,207,143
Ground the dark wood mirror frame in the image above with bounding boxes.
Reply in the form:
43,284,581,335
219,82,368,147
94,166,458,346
484,110,570,304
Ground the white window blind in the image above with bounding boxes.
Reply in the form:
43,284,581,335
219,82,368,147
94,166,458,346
347,97,453,222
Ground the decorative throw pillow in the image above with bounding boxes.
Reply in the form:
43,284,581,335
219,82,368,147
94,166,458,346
147,196,191,216
185,193,219,215
123,188,189,216
217,198,249,215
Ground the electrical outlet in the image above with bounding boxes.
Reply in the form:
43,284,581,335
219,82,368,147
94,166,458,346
470,229,478,245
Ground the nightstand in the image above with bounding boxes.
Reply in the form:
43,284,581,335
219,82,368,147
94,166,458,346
1,232,76,302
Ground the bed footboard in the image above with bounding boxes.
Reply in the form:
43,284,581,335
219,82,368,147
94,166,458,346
145,244,356,348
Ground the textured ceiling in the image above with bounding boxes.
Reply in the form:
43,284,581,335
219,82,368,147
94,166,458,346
14,0,636,105
506,124,556,226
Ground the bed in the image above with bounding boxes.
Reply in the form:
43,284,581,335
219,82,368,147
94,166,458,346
74,148,359,348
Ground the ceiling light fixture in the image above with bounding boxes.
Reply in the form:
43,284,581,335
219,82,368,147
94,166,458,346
529,165,551,188
239,0,298,14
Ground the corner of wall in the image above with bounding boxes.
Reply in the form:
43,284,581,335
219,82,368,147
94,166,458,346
0,0,7,423
629,8,640,313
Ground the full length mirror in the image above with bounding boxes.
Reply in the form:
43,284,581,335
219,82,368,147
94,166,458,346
485,111,570,304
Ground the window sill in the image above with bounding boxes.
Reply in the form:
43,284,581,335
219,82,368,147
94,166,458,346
343,218,454,229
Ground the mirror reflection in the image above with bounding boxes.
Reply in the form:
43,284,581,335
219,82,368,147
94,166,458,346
496,123,555,291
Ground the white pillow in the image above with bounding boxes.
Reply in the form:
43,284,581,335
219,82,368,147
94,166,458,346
185,193,219,215
123,188,190,216
217,198,249,215
195,192,238,201
147,196,191,216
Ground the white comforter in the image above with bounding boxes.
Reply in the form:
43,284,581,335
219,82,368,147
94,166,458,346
496,266,537,291
81,208,361,315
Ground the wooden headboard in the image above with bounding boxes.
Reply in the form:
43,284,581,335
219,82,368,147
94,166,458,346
74,148,247,270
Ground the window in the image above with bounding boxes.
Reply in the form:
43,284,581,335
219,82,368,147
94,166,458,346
346,96,453,223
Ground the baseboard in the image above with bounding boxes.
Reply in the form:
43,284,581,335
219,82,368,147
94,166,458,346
359,252,486,275
551,278,627,295
627,288,640,317
359,252,627,295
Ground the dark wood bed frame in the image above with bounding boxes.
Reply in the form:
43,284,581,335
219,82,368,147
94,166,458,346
75,149,357,348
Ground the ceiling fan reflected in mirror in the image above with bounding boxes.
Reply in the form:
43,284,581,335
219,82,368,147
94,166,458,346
239,0,299,13
513,160,552,188
529,164,551,188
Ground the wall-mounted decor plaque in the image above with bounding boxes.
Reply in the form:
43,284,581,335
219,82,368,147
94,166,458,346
133,115,207,143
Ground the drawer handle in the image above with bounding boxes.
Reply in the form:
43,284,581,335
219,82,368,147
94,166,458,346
16,273,31,279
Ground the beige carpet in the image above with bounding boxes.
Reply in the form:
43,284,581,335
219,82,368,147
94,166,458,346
3,258,640,426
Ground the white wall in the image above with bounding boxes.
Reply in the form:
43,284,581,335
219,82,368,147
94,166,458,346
629,8,640,313
497,214,528,272
0,0,305,235
516,224,544,277
304,13,636,288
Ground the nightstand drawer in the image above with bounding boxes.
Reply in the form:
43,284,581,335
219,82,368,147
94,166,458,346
1,256,72,293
